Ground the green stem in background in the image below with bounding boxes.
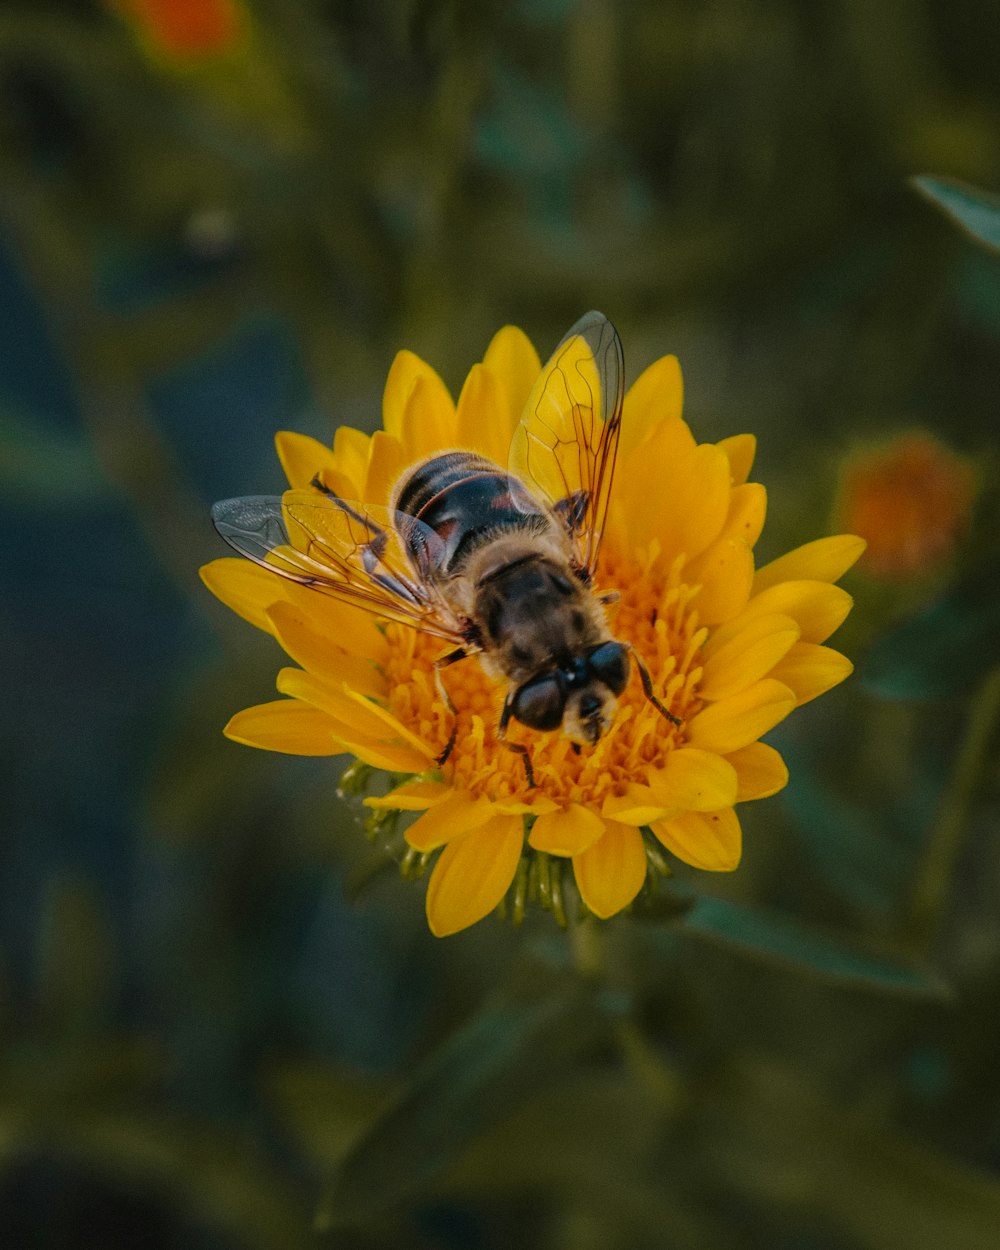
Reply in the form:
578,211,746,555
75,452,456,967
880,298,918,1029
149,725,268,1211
570,917,606,981
904,660,1000,957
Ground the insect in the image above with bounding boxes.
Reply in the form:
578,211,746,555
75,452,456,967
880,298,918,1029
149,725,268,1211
211,311,681,787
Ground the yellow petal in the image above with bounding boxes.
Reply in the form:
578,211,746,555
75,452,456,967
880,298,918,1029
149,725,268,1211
699,613,801,701
276,669,436,764
275,431,342,492
364,431,408,507
342,739,436,774
382,350,455,462
620,355,688,460
726,742,788,801
651,807,742,871
201,558,284,635
426,814,524,937
721,483,767,549
717,433,756,485
481,325,541,437
267,601,386,698
648,747,738,811
529,803,606,855
738,580,854,644
284,582,390,661
753,534,867,593
332,426,370,489
685,536,755,625
365,780,451,811
455,363,509,464
601,785,672,827
405,789,497,852
224,700,343,755
495,795,557,816
572,821,647,919
768,642,854,705
399,375,458,462
642,443,732,559
687,679,796,754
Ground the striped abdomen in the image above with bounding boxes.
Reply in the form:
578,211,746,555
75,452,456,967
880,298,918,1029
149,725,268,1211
393,451,548,579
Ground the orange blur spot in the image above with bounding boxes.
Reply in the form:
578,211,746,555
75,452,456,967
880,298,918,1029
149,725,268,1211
838,432,976,580
109,0,244,59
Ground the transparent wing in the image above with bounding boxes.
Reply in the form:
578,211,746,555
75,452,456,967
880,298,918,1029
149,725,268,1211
509,311,624,577
211,490,469,644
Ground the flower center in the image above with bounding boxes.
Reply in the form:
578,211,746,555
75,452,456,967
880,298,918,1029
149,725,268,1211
382,543,707,804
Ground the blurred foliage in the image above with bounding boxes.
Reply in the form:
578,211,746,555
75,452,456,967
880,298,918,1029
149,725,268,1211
3,0,1000,1246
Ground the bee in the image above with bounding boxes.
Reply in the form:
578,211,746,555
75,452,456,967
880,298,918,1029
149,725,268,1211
211,312,680,786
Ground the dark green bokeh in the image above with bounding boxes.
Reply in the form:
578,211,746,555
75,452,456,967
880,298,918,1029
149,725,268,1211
2,2,1000,1246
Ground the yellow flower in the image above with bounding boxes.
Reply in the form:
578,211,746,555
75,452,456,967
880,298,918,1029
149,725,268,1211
202,322,864,936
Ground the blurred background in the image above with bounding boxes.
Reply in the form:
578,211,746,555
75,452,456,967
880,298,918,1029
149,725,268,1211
3,1,1000,1246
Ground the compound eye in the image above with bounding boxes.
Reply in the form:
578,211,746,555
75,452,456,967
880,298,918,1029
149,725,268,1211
587,642,629,695
511,674,564,731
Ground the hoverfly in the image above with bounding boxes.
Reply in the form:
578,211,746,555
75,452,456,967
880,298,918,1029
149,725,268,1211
212,312,681,787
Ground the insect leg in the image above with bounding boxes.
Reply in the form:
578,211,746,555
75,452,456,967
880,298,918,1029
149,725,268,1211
628,644,683,728
433,647,468,767
309,474,425,604
310,474,387,537
497,695,536,789
553,489,589,536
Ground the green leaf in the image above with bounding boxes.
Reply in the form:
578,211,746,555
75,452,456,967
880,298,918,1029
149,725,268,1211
319,971,607,1227
912,175,1000,254
861,561,1000,700
678,897,948,997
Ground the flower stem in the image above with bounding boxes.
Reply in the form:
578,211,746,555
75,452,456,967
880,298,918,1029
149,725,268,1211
903,660,1000,957
570,917,606,981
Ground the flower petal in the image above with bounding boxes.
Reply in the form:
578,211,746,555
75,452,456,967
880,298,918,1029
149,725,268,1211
737,580,854,644
481,325,541,437
400,375,458,462
529,803,606,855
275,430,343,492
363,431,408,507
267,601,386,697
721,483,767,549
620,355,688,460
601,785,672,827
572,821,647,919
200,558,282,634
455,364,509,464
726,742,788,801
643,443,733,559
686,679,796,754
364,780,451,811
224,700,343,755
648,747,738,811
405,789,497,852
426,814,524,936
767,643,854,705
753,535,867,593
699,613,801,701
276,668,436,767
333,426,370,489
686,536,755,625
382,350,455,462
651,807,742,871
717,433,756,485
